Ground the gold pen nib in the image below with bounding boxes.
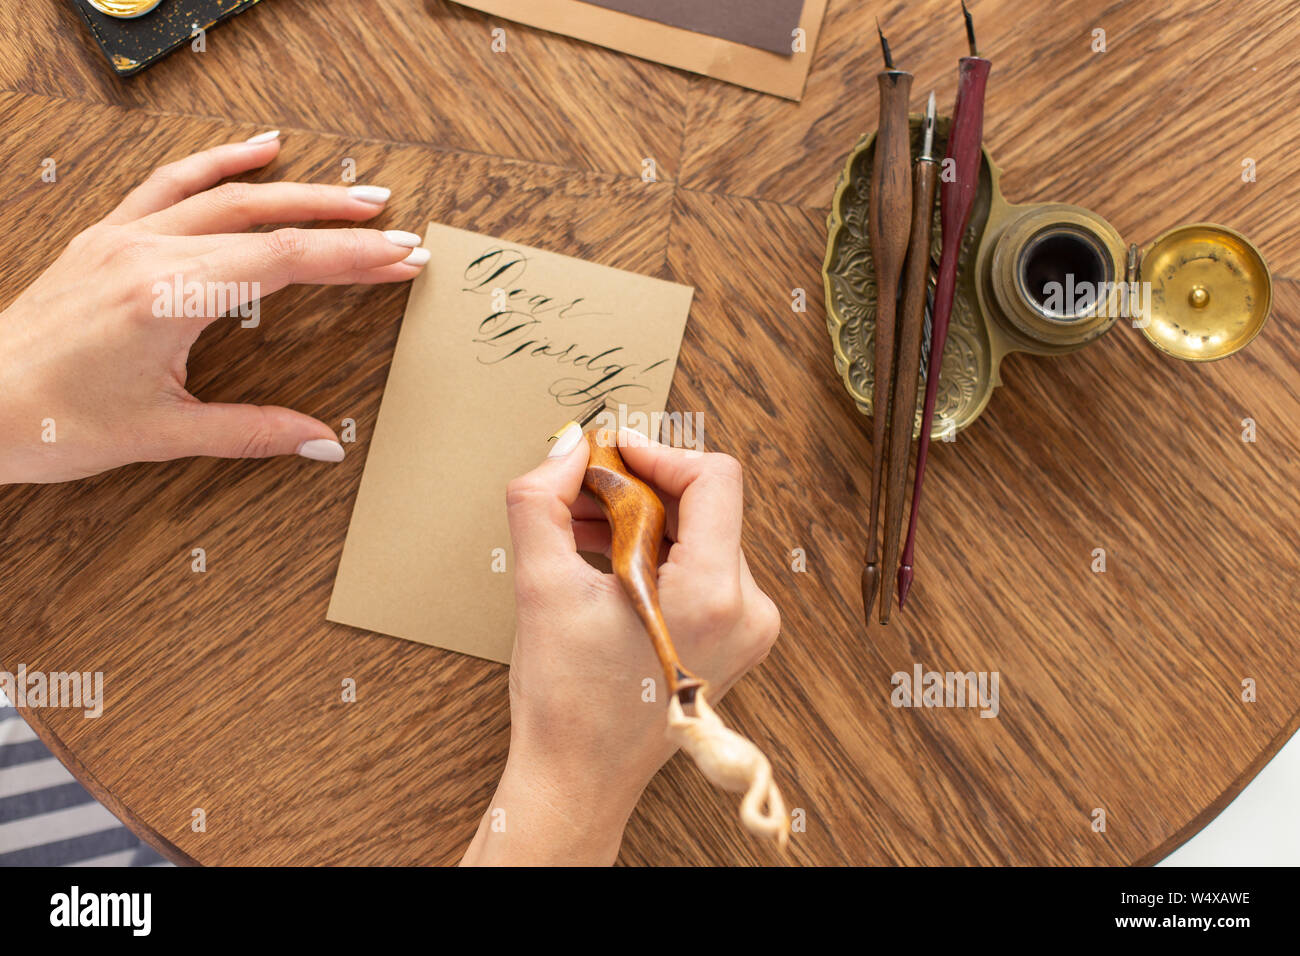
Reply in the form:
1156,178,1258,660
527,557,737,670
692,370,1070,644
547,397,609,441
548,421,579,443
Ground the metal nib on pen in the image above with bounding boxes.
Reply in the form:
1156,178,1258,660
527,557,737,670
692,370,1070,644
921,90,936,161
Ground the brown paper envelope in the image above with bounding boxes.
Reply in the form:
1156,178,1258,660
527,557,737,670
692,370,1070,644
450,0,828,100
327,223,693,663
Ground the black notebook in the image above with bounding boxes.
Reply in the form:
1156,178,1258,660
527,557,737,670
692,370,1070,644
71,0,262,77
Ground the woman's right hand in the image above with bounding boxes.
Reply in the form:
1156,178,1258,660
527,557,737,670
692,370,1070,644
462,428,781,865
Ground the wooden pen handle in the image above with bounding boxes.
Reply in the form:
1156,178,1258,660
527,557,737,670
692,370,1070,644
879,155,938,624
869,72,915,289
582,431,702,699
861,69,914,621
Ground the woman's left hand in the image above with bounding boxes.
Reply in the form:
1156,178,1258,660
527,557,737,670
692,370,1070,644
0,131,428,484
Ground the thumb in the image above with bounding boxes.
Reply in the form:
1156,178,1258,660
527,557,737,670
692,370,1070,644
505,422,591,595
174,402,345,462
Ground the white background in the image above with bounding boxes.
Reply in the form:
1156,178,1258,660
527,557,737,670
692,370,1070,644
1159,731,1299,866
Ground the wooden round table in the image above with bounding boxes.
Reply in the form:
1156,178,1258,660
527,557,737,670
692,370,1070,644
1,0,1297,865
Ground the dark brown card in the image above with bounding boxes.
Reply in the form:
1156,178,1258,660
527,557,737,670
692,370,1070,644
575,0,804,55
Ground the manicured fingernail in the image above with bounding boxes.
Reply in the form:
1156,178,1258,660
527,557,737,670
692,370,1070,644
350,185,392,205
297,439,345,462
401,247,430,267
245,129,280,144
383,230,422,248
548,422,583,458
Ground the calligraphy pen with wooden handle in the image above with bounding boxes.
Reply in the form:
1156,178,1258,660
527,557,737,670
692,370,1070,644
878,91,938,625
860,23,914,631
897,1,991,609
551,407,789,845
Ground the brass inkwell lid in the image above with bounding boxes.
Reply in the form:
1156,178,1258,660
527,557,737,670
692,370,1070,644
1129,224,1271,362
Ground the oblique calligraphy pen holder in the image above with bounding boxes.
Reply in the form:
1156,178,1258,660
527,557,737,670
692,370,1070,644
555,407,790,846
823,118,1273,440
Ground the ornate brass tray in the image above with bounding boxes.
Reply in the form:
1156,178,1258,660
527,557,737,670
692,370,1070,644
824,118,994,438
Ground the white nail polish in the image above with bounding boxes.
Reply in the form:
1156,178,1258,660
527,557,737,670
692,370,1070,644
297,439,345,462
401,247,431,267
548,422,583,459
383,230,422,248
350,185,392,205
245,129,281,144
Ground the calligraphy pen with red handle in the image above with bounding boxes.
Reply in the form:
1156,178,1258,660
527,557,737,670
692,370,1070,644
897,1,991,609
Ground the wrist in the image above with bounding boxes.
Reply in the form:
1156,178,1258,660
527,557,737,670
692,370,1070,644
460,748,639,866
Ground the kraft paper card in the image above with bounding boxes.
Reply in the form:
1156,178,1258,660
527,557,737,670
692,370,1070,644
327,223,693,663
575,0,805,56
450,0,827,100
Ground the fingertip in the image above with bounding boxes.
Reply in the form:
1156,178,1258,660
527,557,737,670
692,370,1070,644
174,402,343,462
387,262,428,284
348,185,392,206
509,423,590,494
547,422,586,459
342,202,387,221
290,416,344,463
319,260,427,285
390,261,426,280
297,438,345,463
243,129,282,146
534,422,590,492
234,131,282,168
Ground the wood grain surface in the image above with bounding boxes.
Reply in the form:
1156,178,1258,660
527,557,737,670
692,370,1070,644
0,0,1296,866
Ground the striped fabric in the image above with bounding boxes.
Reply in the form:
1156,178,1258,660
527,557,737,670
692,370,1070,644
0,696,170,867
